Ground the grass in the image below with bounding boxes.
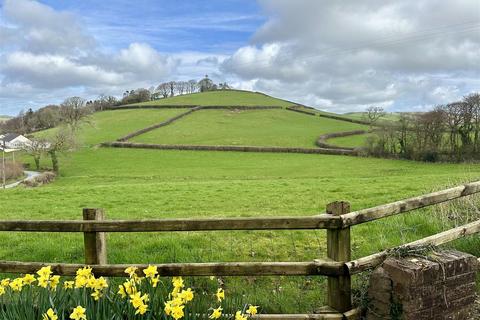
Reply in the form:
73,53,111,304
327,133,372,148
36,109,186,146
131,109,368,147
1,95,479,313
123,90,296,107
342,112,400,123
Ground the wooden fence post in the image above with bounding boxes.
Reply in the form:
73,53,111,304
83,208,107,265
326,201,352,312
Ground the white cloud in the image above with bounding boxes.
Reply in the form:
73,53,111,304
223,0,480,112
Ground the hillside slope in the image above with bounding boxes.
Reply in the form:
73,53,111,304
123,90,296,107
131,108,368,147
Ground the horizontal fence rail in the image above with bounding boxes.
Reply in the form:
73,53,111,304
0,215,342,232
340,181,480,227
346,219,480,274
0,259,345,277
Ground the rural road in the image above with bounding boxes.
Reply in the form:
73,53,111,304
4,170,41,189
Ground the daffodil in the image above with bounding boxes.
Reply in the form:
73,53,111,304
63,281,74,289
124,266,138,278
179,288,194,302
246,305,259,315
23,274,36,285
215,288,225,302
209,306,222,319
0,286,5,296
9,278,23,291
172,276,184,289
164,300,173,316
171,304,185,320
143,265,158,278
50,275,60,289
135,303,148,315
150,275,160,287
37,266,52,279
69,305,86,320
42,308,58,320
0,279,10,287
235,311,247,320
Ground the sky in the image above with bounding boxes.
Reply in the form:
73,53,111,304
0,0,479,116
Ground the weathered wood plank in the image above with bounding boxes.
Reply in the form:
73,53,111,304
0,215,341,232
346,219,480,275
0,259,346,277
341,181,480,227
83,208,107,265
326,201,352,313
253,314,343,320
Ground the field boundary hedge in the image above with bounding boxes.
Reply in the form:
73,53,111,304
109,105,284,110
117,107,201,141
316,130,367,150
102,141,358,156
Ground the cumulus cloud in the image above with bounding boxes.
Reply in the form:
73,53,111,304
0,0,183,114
223,0,480,112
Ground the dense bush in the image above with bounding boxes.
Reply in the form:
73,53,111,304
0,161,23,181
364,93,480,162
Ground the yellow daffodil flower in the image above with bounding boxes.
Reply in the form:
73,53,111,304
246,305,259,315
235,311,247,320
0,279,10,287
63,281,74,289
23,274,36,285
42,308,58,320
69,305,86,320
37,266,52,279
215,288,225,302
171,304,185,320
179,288,194,302
209,306,223,319
9,278,23,292
143,265,158,279
124,266,138,278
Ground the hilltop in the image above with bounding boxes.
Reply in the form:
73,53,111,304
122,90,303,108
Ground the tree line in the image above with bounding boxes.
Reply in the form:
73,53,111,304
365,92,480,162
1,75,230,134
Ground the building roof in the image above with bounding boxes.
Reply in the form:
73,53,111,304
1,133,21,143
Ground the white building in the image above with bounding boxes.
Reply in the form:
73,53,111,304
0,133,32,151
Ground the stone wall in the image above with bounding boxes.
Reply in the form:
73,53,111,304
367,250,478,320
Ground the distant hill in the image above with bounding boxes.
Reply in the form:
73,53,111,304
0,115,12,123
122,90,299,108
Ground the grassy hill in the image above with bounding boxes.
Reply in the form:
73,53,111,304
123,90,297,107
0,115,12,123
2,90,479,313
131,109,368,147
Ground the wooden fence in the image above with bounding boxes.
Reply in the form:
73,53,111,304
1,181,480,319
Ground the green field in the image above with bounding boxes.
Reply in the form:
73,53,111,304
327,133,371,148
131,109,368,147
124,90,295,107
1,91,479,313
342,112,400,123
0,116,12,123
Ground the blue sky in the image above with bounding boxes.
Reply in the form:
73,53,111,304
1,0,479,116
40,0,265,54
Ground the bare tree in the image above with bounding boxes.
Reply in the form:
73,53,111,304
45,129,76,173
187,80,198,94
175,81,187,95
364,106,385,127
156,83,170,98
168,81,176,97
60,97,91,131
25,138,49,170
